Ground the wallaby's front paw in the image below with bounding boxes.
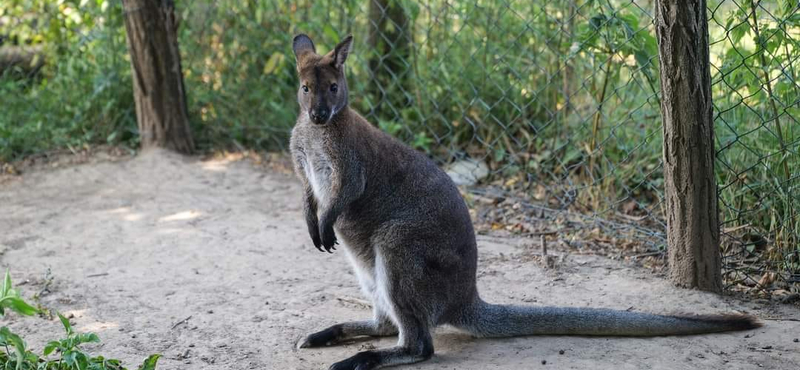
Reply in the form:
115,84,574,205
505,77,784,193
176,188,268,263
309,227,322,252
328,351,380,370
320,224,338,253
306,216,323,252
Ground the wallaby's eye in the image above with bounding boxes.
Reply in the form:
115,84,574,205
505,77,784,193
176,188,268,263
330,83,338,93
302,85,309,94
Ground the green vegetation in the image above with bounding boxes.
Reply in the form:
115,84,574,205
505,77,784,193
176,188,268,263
0,271,160,369
0,1,797,277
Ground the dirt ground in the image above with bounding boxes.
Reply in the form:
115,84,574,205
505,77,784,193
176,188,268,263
1,149,798,370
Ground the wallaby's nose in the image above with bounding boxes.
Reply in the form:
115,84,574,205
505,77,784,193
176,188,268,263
310,108,329,124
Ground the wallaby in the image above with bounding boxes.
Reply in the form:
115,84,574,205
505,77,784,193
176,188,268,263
288,33,761,370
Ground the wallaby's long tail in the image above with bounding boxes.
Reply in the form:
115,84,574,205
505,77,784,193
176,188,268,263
455,299,761,337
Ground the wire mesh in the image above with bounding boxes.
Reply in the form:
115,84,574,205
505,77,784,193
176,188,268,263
0,0,797,295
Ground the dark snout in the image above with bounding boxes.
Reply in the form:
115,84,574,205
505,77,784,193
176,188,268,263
309,107,330,125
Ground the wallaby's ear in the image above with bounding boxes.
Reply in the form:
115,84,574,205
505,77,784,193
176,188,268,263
292,34,316,63
331,35,354,70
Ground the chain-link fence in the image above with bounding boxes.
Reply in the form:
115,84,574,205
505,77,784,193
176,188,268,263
710,0,799,294
1,0,798,295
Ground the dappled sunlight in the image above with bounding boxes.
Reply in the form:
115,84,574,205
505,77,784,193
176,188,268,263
200,160,230,172
158,210,202,223
199,152,247,172
79,321,119,333
107,207,131,214
62,309,119,333
105,207,145,222
61,309,88,320
123,213,144,222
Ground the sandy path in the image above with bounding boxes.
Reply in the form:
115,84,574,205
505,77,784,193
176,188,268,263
0,149,798,370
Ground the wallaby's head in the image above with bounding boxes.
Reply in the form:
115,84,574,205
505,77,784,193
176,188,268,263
292,34,353,125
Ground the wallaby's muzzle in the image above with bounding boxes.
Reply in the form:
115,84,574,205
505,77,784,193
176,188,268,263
310,107,329,125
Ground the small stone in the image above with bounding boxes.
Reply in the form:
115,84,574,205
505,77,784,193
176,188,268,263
558,350,565,355
207,310,214,314
793,338,799,343
541,360,547,365
445,159,489,186
761,345,772,350
189,344,195,347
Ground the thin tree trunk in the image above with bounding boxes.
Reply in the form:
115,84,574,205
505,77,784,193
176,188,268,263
655,0,721,292
367,0,411,114
122,0,194,154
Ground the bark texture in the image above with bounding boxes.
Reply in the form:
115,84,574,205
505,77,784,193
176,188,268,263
655,0,721,292
122,0,194,153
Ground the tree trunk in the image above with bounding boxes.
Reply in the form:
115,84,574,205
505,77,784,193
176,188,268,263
655,0,721,292
367,0,411,114
122,0,194,154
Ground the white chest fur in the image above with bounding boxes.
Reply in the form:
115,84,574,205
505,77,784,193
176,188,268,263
301,149,333,207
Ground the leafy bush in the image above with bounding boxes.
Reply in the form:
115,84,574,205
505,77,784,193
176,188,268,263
0,271,159,370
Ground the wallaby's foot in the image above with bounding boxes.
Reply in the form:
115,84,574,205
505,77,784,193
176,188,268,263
328,351,381,370
297,320,398,349
297,326,341,348
328,344,434,370
329,315,434,370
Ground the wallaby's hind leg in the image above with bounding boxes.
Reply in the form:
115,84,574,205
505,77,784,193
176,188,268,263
328,313,433,370
329,245,437,369
298,314,398,348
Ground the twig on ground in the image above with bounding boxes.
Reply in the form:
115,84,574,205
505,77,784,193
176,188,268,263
171,315,193,330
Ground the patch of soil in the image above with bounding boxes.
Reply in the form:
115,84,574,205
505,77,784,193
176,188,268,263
1,149,798,369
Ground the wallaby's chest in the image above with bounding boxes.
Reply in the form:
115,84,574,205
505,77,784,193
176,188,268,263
292,126,335,206
302,150,333,205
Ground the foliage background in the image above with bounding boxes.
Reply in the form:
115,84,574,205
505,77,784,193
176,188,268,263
0,0,798,290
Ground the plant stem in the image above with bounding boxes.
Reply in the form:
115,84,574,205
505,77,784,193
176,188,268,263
749,0,794,242
588,52,614,180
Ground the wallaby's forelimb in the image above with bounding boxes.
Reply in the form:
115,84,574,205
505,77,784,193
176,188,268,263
317,158,364,251
292,150,323,252
302,186,322,251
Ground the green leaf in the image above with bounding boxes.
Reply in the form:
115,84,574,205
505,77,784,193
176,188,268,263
3,329,26,370
64,350,78,367
589,14,607,31
75,333,100,346
43,341,60,356
75,351,90,370
2,270,11,297
730,22,749,45
58,313,74,335
322,24,339,43
262,52,285,75
2,297,38,316
137,354,161,370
